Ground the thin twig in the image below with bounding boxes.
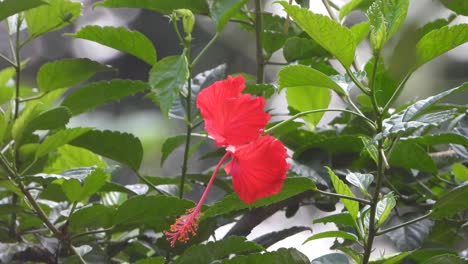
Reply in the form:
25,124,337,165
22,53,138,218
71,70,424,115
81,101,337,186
315,189,372,205
254,0,264,83
376,211,432,236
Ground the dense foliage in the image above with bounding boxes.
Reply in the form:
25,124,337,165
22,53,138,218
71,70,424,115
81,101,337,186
0,0,467,263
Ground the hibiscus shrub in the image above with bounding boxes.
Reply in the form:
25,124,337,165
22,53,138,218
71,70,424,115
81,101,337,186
0,0,468,263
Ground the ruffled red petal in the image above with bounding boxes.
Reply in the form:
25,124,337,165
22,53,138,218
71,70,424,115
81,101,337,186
196,75,270,147
225,135,289,203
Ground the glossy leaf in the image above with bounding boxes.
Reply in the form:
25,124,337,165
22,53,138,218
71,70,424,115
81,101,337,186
282,36,328,62
210,0,249,32
253,226,312,248
370,251,413,264
69,204,115,231
401,133,468,147
312,253,350,264
94,0,209,14
439,0,468,16
346,172,373,197
432,183,468,219
25,0,82,37
161,135,186,166
365,58,398,106
339,0,373,20
326,167,359,220
304,230,358,244
35,127,92,159
221,248,310,264
376,192,396,227
37,58,108,92
0,0,46,22
280,3,356,68
389,142,437,173
174,236,263,264
148,55,189,117
44,145,107,174
69,130,143,170
453,163,468,182
56,168,108,202
313,213,355,227
367,0,409,51
68,26,156,65
61,80,149,115
350,21,370,45
416,14,457,41
243,84,275,99
385,213,433,251
416,24,468,68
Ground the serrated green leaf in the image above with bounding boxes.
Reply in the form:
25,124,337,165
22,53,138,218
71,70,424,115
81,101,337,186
280,3,356,67
210,0,248,32
389,142,437,173
56,168,108,202
0,0,47,22
376,192,396,227
94,0,209,14
69,204,115,231
339,0,373,20
326,167,359,220
174,236,263,264
221,248,310,264
346,172,374,197
350,21,370,45
61,80,149,115
203,177,316,218
416,14,457,41
402,83,468,122
278,65,345,95
25,0,82,38
423,254,468,264
416,24,468,68
35,127,92,159
68,26,157,65
44,145,106,174
148,55,189,117
69,129,143,170
113,195,194,230
313,213,355,227
453,163,468,182
439,0,468,16
367,0,409,52
303,230,358,244
282,36,328,62
312,253,350,264
37,58,109,92
12,103,46,143
432,183,468,219
160,135,186,166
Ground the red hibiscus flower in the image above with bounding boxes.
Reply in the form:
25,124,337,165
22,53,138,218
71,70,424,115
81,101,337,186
165,75,289,247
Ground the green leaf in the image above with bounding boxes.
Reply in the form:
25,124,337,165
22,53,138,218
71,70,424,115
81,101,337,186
326,167,359,220
423,255,468,264
113,195,194,230
370,251,413,264
69,130,143,170
376,192,396,227
94,0,209,14
416,14,457,41
25,0,82,37
350,21,370,45
313,213,355,227
416,24,468,68
339,0,373,20
161,135,186,166
367,0,409,51
385,213,433,251
44,145,106,174
303,231,358,244
346,172,374,197
279,2,356,68
0,0,47,22
221,248,310,264
36,127,92,159
243,84,275,99
365,58,398,106
12,103,45,143
389,142,437,173
174,236,263,264
401,133,468,147
61,80,149,115
439,0,468,16
278,65,345,96
453,163,468,182
312,253,350,264
402,83,468,122
134,258,166,264
56,168,109,202
282,36,328,62
67,26,157,65
69,204,115,231
432,183,468,219
203,177,316,218
253,226,312,248
148,55,189,117
210,0,249,32
37,58,109,92
410,249,458,263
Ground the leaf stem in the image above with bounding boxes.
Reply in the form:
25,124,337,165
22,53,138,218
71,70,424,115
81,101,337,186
382,72,412,114
345,67,371,95
375,211,432,236
315,189,372,205
135,171,164,195
264,108,375,134
370,54,382,113
0,53,15,66
191,32,220,69
19,92,50,102
254,0,265,83
71,227,113,241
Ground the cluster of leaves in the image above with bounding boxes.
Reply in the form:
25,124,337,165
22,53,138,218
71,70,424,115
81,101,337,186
0,0,467,263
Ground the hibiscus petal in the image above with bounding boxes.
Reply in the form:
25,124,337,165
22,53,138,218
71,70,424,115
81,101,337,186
196,75,269,147
225,135,289,203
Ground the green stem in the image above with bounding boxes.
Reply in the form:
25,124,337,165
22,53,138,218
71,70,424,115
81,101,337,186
0,53,15,66
254,0,264,84
171,17,186,46
370,54,381,113
179,47,192,199
315,189,372,205
345,67,371,95
71,227,113,241
19,92,49,102
136,172,164,195
321,0,338,21
264,108,375,134
376,211,432,236
382,72,412,114
191,32,220,68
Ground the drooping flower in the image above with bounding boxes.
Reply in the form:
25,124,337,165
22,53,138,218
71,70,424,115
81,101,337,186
196,75,270,147
225,135,289,204
165,76,289,247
